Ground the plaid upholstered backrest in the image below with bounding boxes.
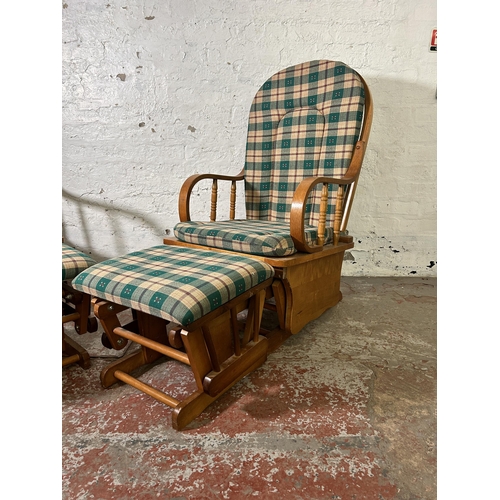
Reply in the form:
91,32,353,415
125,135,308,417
244,60,365,226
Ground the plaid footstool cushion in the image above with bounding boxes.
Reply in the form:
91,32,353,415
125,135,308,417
71,245,274,326
174,219,334,257
62,243,97,281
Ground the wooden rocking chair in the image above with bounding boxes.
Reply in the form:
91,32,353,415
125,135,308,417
164,60,373,337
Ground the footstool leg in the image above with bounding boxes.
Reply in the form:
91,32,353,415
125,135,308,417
62,331,90,369
96,307,173,387
180,327,212,390
172,341,267,431
172,390,216,430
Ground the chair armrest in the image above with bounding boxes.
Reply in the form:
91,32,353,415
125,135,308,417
179,170,245,221
290,175,357,253
290,139,367,253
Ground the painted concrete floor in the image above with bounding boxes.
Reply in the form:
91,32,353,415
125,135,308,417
62,276,436,500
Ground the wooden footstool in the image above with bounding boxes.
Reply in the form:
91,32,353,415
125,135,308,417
71,245,274,430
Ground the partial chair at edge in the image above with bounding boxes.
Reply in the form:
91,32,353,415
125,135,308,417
62,242,98,369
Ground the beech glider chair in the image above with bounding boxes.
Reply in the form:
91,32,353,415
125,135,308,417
165,60,373,336
62,243,98,368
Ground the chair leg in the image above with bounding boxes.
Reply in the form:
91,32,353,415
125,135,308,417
63,283,98,334
62,284,97,369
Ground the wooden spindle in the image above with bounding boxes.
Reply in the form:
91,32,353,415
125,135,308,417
62,354,81,367
230,307,241,356
114,327,190,365
114,370,180,408
210,179,218,221
230,180,236,220
316,183,329,246
253,290,266,343
333,185,344,245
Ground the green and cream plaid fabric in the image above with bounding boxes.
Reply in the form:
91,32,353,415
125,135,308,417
174,219,334,257
62,243,96,281
71,245,274,326
245,60,364,226
174,60,365,257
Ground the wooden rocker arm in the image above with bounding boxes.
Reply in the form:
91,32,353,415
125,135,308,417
290,140,367,253
178,170,245,222
290,176,354,253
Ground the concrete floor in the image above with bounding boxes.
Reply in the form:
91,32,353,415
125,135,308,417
62,276,436,500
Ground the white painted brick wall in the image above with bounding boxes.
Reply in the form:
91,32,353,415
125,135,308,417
62,0,437,276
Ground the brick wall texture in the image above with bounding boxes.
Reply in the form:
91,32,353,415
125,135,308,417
62,0,437,276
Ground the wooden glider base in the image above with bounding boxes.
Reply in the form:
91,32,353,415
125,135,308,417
93,278,273,431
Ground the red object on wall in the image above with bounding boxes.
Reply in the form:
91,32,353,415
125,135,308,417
430,29,437,52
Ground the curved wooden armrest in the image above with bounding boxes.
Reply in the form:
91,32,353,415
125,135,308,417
290,140,367,253
290,176,356,253
178,170,245,221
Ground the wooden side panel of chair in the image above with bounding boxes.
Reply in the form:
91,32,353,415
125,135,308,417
275,251,345,335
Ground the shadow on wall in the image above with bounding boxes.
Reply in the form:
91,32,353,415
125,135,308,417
365,75,437,166
343,76,437,276
62,188,163,262
351,75,437,225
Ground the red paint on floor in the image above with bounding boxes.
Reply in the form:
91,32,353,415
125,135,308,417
63,277,436,499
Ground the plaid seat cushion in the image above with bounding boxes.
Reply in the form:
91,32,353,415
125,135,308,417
71,245,274,326
62,243,96,281
174,219,334,257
